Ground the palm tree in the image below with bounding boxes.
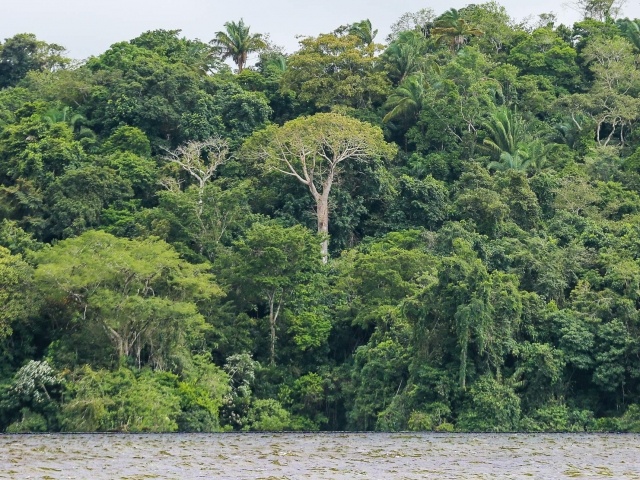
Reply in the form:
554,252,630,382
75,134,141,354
383,30,433,83
617,18,640,52
488,151,530,172
211,19,266,73
383,73,426,123
41,105,97,144
483,109,559,172
42,106,84,130
432,8,483,52
525,140,559,172
483,108,533,172
264,53,287,73
348,19,378,47
482,108,527,158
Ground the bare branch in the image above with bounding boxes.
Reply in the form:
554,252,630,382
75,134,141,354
162,137,230,191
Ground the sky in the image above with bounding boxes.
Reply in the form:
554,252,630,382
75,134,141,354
2,0,640,60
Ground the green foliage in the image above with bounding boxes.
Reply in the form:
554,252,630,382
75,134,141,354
5,409,48,432
432,8,484,52
408,46,501,152
215,87,271,144
216,223,324,364
383,73,426,123
282,32,391,110
131,29,219,75
62,367,182,432
102,126,152,157
508,27,580,92
0,109,84,184
45,165,133,239
382,30,433,84
211,19,266,73
0,219,41,255
336,230,433,329
457,375,521,431
85,40,237,145
348,338,411,430
288,373,328,428
245,398,292,431
175,354,230,432
0,34,68,89
619,404,640,432
145,180,254,261
483,108,528,159
407,403,452,431
34,231,220,368
0,247,34,339
3,5,640,433
455,187,509,236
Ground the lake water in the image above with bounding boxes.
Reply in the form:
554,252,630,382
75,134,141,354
1,432,639,479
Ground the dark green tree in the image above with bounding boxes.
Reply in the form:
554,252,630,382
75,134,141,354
0,34,68,89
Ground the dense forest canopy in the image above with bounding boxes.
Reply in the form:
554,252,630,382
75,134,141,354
2,0,640,433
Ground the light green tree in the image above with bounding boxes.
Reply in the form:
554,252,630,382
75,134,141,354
282,33,390,110
0,246,34,340
559,36,640,146
246,113,396,261
34,230,221,368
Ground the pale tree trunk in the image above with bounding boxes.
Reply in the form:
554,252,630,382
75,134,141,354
104,324,126,359
316,194,330,264
268,292,282,365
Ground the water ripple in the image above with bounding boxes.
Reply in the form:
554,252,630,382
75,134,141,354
0,433,639,479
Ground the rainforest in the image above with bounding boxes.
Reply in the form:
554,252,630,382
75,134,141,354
1,1,640,433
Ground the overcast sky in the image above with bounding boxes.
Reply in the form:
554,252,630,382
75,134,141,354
3,0,640,60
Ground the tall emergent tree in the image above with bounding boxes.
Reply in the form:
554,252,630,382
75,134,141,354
247,113,396,262
432,8,483,52
572,0,626,21
211,19,266,73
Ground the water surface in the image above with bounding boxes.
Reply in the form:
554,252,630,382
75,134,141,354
1,432,639,479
